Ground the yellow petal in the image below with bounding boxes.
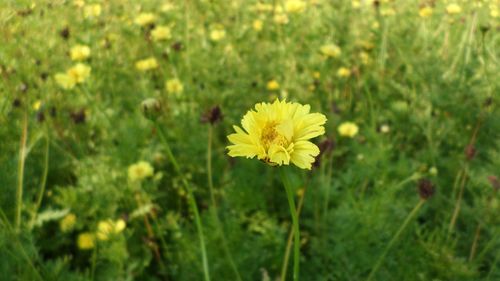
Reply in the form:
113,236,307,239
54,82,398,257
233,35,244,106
290,141,320,170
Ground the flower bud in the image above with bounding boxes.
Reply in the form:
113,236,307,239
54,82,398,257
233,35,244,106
141,98,162,121
417,178,435,200
201,105,223,125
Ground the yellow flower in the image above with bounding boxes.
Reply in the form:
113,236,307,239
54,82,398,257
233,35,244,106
273,13,289,25
77,232,95,250
161,3,175,12
266,80,280,91
338,122,359,138
55,73,76,89
135,57,158,71
227,99,327,170
446,4,461,15
60,213,76,232
209,26,226,41
313,71,320,79
32,100,42,111
74,0,85,8
84,4,101,18
128,161,154,182
151,26,172,41
253,19,263,31
419,6,433,18
285,0,307,13
337,67,351,78
134,13,156,26
166,78,184,95
359,52,371,65
70,45,91,61
67,63,91,83
96,219,126,240
320,44,341,58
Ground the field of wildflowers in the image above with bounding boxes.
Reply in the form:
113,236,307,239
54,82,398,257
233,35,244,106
1,0,500,280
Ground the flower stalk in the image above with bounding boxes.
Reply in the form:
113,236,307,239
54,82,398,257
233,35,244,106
280,168,300,281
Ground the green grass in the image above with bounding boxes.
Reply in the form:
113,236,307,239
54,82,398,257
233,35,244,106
1,0,499,280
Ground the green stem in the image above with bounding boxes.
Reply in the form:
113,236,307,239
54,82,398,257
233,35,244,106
280,168,300,281
154,121,211,281
366,199,425,281
16,110,28,232
207,126,242,281
29,131,50,230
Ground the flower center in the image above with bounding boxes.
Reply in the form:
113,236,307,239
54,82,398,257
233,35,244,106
260,122,290,150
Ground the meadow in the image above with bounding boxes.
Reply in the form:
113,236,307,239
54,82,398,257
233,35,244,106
1,0,499,280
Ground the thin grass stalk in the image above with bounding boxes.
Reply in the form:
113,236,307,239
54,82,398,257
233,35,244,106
366,199,425,281
153,121,211,281
207,126,242,281
15,110,28,232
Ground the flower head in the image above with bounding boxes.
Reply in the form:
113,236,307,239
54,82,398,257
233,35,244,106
166,78,184,95
446,4,461,15
337,67,351,78
266,79,280,91
55,63,91,89
338,121,359,137
320,44,341,58
84,4,101,18
151,26,172,41
135,57,158,71
209,25,226,41
96,219,126,240
70,45,91,61
227,99,327,170
419,6,433,18
77,232,95,250
285,0,307,13
128,161,154,182
134,13,156,26
60,213,76,232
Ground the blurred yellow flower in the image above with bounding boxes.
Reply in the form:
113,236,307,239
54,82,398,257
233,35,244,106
55,73,76,89
32,100,42,111
446,4,461,15
128,161,154,182
96,219,126,240
77,232,95,250
135,57,158,71
337,67,351,78
134,13,156,26
70,45,91,61
74,0,85,8
274,13,289,25
320,44,341,58
285,0,307,13
161,3,175,12
55,63,91,89
313,71,320,79
266,80,280,91
209,26,226,41
227,99,327,170
151,26,172,41
359,52,371,65
253,19,263,31
419,6,433,18
166,78,184,95
84,4,101,18
60,213,76,232
68,63,91,83
338,122,359,138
